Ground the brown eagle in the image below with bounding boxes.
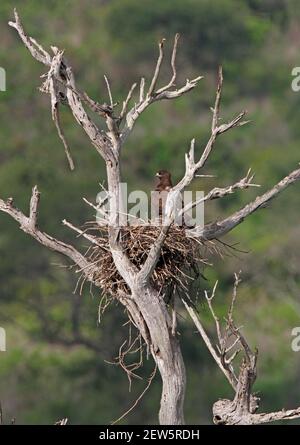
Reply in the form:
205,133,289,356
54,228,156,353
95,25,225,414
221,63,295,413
153,169,195,228
153,170,173,221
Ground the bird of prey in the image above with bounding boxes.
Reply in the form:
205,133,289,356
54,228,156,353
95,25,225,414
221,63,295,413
153,169,173,223
153,169,195,228
155,169,173,192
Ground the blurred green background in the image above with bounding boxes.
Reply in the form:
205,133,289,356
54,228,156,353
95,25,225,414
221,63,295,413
0,0,300,425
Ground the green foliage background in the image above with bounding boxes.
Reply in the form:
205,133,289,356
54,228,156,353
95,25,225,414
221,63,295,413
0,0,300,424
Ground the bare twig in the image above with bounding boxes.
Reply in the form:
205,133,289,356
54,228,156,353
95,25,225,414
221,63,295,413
62,219,109,250
212,66,223,131
147,38,166,97
53,103,75,170
111,363,157,425
182,298,237,390
104,75,114,109
120,82,137,121
0,190,94,277
139,77,145,103
29,185,40,229
8,8,51,65
156,33,180,94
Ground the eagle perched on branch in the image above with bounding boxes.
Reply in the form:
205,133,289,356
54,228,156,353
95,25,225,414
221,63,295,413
155,169,173,193
154,169,195,228
154,170,173,222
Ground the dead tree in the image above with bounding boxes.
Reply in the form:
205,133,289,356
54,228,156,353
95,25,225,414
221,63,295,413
184,273,300,425
2,9,300,424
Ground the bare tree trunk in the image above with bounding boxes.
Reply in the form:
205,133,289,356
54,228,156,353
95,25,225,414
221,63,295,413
131,285,186,424
158,335,186,424
106,153,186,424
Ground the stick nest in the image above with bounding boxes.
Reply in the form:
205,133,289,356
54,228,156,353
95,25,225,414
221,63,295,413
84,223,210,299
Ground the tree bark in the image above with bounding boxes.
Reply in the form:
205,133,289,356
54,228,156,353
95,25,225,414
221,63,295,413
105,153,186,424
131,284,186,425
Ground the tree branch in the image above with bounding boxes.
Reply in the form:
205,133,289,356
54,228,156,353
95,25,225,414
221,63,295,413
201,166,300,240
119,82,137,121
62,219,109,250
147,38,166,97
182,298,238,390
211,66,223,131
156,34,180,94
8,8,51,66
0,188,95,278
120,35,203,144
181,168,259,218
29,185,40,230
250,407,300,424
9,9,114,164
173,110,247,194
184,274,300,425
138,224,170,283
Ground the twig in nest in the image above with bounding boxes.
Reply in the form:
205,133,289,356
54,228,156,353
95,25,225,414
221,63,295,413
82,223,210,300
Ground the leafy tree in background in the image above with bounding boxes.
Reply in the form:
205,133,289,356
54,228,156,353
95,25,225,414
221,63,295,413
0,0,300,424
106,0,271,65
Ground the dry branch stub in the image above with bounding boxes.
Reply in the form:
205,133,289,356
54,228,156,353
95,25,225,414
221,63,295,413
83,222,211,299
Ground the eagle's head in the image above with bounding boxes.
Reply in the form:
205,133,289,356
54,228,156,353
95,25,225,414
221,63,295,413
156,169,172,180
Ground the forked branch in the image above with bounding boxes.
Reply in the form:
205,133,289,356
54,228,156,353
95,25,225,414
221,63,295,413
201,166,300,240
9,8,114,165
120,34,203,143
184,273,300,425
0,187,94,277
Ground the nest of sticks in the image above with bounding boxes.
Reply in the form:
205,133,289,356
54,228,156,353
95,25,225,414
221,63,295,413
83,222,211,299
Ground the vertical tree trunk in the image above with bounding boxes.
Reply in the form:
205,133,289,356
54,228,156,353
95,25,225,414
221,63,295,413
132,285,186,425
157,335,186,424
106,160,186,424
